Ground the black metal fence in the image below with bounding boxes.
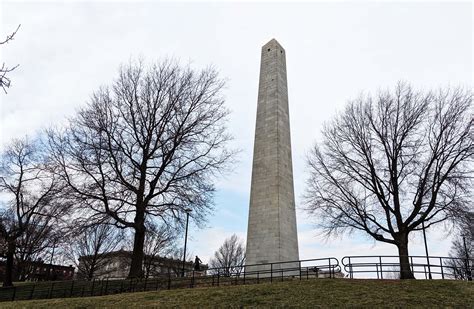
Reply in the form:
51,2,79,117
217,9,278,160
1,255,471,302
342,255,473,280
0,257,340,302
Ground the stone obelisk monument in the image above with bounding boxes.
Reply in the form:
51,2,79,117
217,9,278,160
246,39,299,271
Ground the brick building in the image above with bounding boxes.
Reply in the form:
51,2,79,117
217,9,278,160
0,260,74,282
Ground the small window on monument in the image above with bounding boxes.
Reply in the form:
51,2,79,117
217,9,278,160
267,48,271,51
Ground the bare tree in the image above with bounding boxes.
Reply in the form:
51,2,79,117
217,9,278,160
65,223,123,280
446,212,473,280
143,223,177,278
14,215,60,281
0,24,20,93
384,266,400,280
47,59,234,278
209,234,245,276
0,137,67,286
167,247,193,277
305,83,473,279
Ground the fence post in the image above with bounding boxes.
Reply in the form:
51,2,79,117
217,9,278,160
243,269,246,285
120,280,124,293
376,264,379,279
257,271,259,284
349,257,353,279
105,278,109,295
11,286,16,301
299,261,302,281
379,256,383,279
168,271,171,290
217,270,220,286
29,284,36,300
49,282,55,299
144,277,148,291
329,258,332,278
270,263,273,283
191,270,195,288
81,285,85,297
91,279,95,296
440,258,444,279
100,279,104,296
69,280,75,298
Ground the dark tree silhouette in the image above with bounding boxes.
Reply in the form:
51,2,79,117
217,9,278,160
142,224,177,278
65,223,123,280
14,215,61,281
446,212,473,280
0,137,67,286
305,83,473,279
0,24,20,93
47,60,234,278
209,234,245,276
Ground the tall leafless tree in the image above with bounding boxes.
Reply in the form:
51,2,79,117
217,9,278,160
0,137,67,286
446,212,473,280
65,223,123,280
47,60,234,278
209,234,245,276
141,223,177,278
0,24,20,93
305,83,473,279
14,215,61,281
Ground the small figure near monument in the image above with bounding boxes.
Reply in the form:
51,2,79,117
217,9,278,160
194,256,202,271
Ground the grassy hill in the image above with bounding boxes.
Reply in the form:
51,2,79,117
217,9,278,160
0,279,471,308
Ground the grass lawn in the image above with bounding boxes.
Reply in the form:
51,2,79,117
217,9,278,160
0,279,471,308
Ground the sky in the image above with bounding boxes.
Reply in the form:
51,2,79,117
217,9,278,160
1,1,472,269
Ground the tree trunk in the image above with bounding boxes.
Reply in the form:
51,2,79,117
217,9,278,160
87,264,95,281
3,240,16,287
128,212,146,278
397,234,415,280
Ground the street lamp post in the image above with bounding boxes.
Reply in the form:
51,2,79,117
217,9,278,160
181,208,192,278
421,221,432,279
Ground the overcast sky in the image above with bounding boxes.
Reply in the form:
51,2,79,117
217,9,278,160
1,1,472,266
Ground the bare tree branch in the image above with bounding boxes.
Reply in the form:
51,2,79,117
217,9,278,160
0,24,20,93
0,136,69,286
47,59,235,278
305,83,473,279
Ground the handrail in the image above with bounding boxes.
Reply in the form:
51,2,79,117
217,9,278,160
342,255,473,280
205,256,340,274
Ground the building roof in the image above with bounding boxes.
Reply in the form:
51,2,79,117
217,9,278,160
78,250,202,267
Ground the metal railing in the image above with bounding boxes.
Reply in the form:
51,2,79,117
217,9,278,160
342,255,473,280
0,257,341,302
205,257,341,286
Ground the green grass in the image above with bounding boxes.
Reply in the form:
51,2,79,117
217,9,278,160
0,279,472,308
